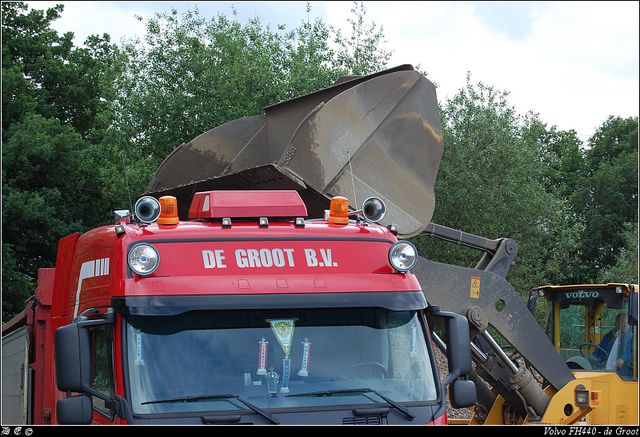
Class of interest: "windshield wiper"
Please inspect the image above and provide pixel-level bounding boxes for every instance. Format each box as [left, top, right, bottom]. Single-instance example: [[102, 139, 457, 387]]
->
[[141, 393, 279, 424], [286, 388, 415, 421]]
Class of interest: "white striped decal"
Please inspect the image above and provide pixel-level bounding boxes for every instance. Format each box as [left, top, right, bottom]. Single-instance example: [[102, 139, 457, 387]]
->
[[73, 257, 110, 318]]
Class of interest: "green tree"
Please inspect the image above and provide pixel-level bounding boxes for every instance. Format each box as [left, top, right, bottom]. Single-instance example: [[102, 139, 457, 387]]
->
[[114, 6, 289, 165], [533, 125, 588, 283], [539, 128, 585, 201], [2, 3, 124, 322], [2, 114, 91, 321], [414, 74, 583, 292], [2, 2, 121, 139], [2, 2, 393, 322], [2, 2, 66, 137], [597, 223, 638, 284], [281, 2, 346, 98], [332, 2, 392, 75], [572, 116, 638, 279], [112, 3, 392, 181]]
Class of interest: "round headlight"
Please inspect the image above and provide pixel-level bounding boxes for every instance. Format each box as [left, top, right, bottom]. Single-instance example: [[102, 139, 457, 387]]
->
[[389, 241, 418, 273], [128, 244, 160, 276]]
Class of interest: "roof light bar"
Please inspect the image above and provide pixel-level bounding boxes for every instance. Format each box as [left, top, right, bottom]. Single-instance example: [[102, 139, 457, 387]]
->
[[189, 190, 307, 219]]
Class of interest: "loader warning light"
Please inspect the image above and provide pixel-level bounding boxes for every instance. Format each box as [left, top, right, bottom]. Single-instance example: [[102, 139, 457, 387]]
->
[[158, 196, 179, 225], [327, 196, 349, 225], [591, 390, 600, 406]]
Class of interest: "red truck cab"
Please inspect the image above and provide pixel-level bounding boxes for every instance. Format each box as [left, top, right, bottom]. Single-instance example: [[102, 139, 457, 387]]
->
[[15, 191, 474, 425]]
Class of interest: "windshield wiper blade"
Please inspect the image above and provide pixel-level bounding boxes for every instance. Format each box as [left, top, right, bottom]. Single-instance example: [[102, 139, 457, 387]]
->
[[286, 388, 415, 421], [142, 393, 279, 424]]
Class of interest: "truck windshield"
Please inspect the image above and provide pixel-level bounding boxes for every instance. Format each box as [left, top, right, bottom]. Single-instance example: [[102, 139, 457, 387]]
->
[[124, 307, 439, 417]]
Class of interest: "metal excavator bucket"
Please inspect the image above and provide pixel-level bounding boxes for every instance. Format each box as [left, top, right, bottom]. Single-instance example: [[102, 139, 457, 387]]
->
[[144, 64, 443, 238]]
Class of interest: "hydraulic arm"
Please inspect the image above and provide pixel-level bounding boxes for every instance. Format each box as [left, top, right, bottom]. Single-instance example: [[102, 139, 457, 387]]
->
[[415, 223, 575, 421]]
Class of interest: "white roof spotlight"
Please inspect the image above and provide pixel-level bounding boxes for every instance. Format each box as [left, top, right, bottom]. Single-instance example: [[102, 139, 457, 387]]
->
[[128, 243, 160, 277], [389, 241, 418, 273]]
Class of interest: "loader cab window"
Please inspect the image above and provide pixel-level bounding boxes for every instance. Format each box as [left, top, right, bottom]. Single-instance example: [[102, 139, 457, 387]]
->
[[546, 289, 637, 380]]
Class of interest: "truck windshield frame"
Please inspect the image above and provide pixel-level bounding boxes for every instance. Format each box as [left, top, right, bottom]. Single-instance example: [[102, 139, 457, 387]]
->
[[120, 304, 441, 421]]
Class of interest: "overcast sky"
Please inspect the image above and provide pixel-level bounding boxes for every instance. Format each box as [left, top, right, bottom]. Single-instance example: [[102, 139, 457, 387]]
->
[[26, 1, 639, 141]]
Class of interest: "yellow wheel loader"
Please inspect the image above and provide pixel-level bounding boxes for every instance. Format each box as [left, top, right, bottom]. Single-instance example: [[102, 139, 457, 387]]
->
[[526, 283, 638, 425]]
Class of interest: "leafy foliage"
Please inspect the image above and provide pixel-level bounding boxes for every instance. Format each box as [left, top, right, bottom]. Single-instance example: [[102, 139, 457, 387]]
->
[[331, 1, 392, 75], [572, 116, 639, 279], [2, 114, 92, 318], [2, 2, 123, 321], [413, 74, 587, 292], [112, 3, 392, 171], [598, 223, 639, 284]]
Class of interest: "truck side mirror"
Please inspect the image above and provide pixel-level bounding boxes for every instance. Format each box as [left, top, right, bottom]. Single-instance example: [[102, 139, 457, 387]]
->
[[428, 306, 472, 383], [426, 305, 476, 408], [54, 309, 115, 424], [55, 323, 92, 393], [449, 379, 476, 409], [57, 395, 93, 425]]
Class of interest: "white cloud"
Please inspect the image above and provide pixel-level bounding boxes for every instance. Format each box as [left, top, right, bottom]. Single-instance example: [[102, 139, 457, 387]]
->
[[28, 1, 149, 45], [25, 1, 638, 139], [326, 1, 638, 138]]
